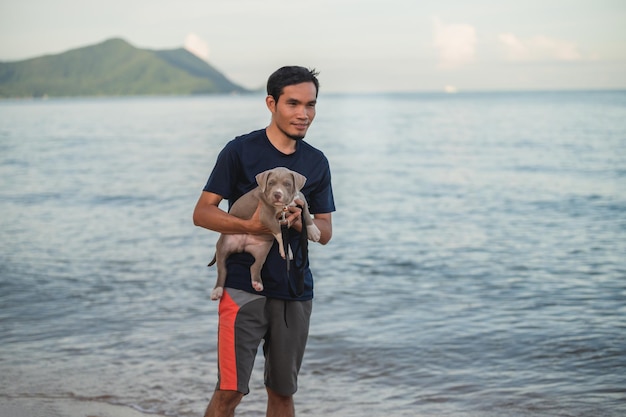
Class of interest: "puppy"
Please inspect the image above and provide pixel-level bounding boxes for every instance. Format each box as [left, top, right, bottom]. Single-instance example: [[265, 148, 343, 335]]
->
[[209, 167, 321, 300]]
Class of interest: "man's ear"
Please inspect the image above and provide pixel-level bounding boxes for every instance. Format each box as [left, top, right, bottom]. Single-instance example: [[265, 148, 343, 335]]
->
[[266, 95, 276, 113]]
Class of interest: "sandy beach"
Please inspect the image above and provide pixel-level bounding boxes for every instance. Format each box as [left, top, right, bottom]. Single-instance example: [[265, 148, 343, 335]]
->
[[0, 397, 159, 417]]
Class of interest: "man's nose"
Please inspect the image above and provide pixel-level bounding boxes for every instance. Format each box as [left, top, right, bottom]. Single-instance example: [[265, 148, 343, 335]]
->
[[297, 105, 309, 119]]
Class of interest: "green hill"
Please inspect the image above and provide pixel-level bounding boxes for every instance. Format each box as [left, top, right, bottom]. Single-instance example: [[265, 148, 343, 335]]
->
[[0, 38, 248, 97]]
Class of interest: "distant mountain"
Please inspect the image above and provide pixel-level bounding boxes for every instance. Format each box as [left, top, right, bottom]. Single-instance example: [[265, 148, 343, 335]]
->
[[0, 38, 248, 98]]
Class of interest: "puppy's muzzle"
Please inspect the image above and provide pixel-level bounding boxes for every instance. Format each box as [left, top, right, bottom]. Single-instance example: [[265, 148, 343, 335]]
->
[[272, 190, 285, 204]]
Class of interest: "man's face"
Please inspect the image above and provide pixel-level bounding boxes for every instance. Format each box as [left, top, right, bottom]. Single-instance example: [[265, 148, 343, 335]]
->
[[268, 82, 317, 140]]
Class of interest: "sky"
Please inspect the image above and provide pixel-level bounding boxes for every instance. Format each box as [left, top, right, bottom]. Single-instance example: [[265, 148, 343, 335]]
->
[[1, 0, 625, 93]]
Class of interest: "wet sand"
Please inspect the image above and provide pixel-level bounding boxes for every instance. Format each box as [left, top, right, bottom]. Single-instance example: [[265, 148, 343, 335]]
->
[[0, 397, 159, 417]]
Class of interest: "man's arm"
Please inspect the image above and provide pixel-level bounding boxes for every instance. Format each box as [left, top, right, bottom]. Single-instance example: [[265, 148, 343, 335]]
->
[[283, 200, 333, 245], [312, 213, 332, 245], [193, 191, 271, 235]]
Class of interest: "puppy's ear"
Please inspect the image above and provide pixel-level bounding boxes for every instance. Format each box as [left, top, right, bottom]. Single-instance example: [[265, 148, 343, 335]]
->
[[256, 169, 272, 192], [291, 171, 307, 191]]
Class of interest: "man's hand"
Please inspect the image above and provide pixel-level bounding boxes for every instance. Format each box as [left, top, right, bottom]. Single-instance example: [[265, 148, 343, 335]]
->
[[247, 201, 274, 235], [280, 198, 304, 232]]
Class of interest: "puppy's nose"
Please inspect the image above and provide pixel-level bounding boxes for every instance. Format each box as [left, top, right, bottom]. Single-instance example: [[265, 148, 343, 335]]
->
[[273, 191, 283, 201]]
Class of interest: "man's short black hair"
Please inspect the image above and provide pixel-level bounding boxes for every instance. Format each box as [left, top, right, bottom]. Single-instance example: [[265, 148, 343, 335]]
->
[[266, 66, 320, 102]]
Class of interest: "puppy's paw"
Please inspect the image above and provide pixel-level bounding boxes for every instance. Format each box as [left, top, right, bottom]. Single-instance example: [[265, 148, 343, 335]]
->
[[211, 287, 223, 300], [278, 244, 294, 260], [307, 224, 321, 242], [252, 280, 264, 292]]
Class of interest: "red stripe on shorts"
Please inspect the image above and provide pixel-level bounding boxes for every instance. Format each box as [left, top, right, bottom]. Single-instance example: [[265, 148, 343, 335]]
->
[[218, 290, 239, 391]]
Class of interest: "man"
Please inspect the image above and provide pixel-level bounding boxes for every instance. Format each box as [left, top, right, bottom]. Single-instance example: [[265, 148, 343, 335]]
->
[[193, 66, 335, 417]]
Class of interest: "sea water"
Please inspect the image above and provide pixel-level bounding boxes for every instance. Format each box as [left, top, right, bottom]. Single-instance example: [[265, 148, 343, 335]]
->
[[1, 91, 625, 416]]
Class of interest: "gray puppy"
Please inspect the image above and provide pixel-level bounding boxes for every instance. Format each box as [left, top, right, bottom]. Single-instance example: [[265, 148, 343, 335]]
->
[[209, 167, 321, 300]]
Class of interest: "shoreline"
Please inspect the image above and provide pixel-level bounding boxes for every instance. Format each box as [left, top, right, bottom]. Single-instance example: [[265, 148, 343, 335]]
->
[[0, 397, 161, 417]]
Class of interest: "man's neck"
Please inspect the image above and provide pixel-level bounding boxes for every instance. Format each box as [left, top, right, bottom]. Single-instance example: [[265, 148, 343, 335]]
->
[[265, 126, 297, 155]]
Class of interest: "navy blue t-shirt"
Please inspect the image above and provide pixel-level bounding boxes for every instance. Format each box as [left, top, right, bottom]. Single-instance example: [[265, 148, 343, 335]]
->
[[203, 129, 335, 300]]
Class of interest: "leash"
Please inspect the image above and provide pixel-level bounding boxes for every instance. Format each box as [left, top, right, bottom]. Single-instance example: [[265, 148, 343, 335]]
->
[[279, 204, 308, 298]]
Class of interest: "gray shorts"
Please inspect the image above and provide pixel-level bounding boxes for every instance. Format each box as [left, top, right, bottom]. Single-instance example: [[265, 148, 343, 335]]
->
[[215, 288, 312, 396]]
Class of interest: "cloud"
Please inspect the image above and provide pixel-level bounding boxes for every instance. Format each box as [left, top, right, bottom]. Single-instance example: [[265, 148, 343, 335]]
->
[[184, 33, 210, 61], [432, 17, 477, 69], [498, 33, 582, 61]]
